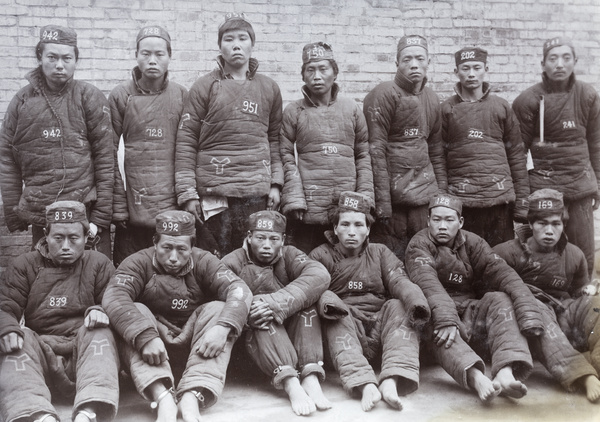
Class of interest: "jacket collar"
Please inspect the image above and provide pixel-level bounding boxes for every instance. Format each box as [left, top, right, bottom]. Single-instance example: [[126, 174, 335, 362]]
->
[[132, 66, 169, 94], [514, 224, 568, 255], [215, 55, 259, 80], [152, 251, 194, 277], [541, 71, 576, 93], [300, 83, 339, 107], [26, 66, 73, 95], [453, 81, 491, 102], [394, 68, 428, 94]]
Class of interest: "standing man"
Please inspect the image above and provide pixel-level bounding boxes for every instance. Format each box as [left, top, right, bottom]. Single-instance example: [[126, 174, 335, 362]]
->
[[176, 12, 283, 257], [309, 192, 430, 412], [102, 210, 252, 422], [0, 25, 114, 257], [441, 47, 529, 247], [280, 41, 373, 253], [109, 26, 189, 267], [0, 201, 119, 422], [494, 189, 600, 402], [363, 34, 447, 261], [513, 37, 600, 276], [222, 210, 331, 416], [405, 194, 545, 401]]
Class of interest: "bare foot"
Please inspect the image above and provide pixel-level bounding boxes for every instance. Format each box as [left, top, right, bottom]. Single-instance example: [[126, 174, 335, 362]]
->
[[179, 391, 203, 422], [360, 383, 382, 412], [283, 376, 316, 416], [583, 375, 600, 403], [493, 366, 527, 399], [379, 377, 403, 410], [467, 367, 501, 403], [301, 374, 332, 410]]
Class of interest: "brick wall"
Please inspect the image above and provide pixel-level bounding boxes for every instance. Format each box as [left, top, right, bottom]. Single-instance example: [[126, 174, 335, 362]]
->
[[1, 0, 600, 279]]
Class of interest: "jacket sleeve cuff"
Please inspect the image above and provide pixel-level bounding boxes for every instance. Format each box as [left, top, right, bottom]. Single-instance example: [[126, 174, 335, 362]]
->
[[134, 327, 160, 352]]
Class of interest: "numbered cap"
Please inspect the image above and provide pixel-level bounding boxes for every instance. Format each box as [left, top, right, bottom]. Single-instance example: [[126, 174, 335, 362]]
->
[[136, 26, 171, 48], [218, 12, 255, 46], [543, 36, 575, 60], [39, 25, 77, 47], [528, 188, 564, 213], [338, 191, 374, 215], [155, 210, 196, 236], [45, 200, 89, 231], [428, 194, 462, 215], [248, 210, 287, 233], [397, 34, 428, 54], [455, 47, 487, 66], [302, 41, 334, 64]]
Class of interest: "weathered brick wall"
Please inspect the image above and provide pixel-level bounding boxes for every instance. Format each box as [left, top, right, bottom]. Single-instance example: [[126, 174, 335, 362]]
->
[[1, 0, 599, 279]]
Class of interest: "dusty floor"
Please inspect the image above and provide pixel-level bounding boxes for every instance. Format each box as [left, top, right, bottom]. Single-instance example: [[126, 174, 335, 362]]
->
[[50, 358, 599, 422]]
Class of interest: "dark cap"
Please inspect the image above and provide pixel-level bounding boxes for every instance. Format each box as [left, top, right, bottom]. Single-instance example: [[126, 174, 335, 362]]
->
[[429, 194, 463, 215], [46, 200, 89, 231], [302, 42, 334, 64], [155, 210, 196, 236], [528, 189, 564, 214], [455, 47, 488, 66], [543, 36, 575, 59], [136, 26, 171, 48], [218, 12, 255, 47], [39, 25, 77, 47], [338, 191, 374, 215], [397, 35, 428, 55], [248, 210, 287, 233]]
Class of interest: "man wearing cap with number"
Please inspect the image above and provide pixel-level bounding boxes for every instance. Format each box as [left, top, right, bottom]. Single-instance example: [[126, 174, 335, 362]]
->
[[405, 193, 545, 401], [103, 210, 251, 422], [309, 191, 430, 412], [494, 189, 600, 402], [222, 210, 331, 416], [513, 37, 600, 277], [280, 42, 373, 253], [0, 25, 114, 257], [176, 13, 283, 257], [109, 26, 190, 267], [440, 47, 529, 247], [363, 34, 446, 261], [0, 201, 118, 422]]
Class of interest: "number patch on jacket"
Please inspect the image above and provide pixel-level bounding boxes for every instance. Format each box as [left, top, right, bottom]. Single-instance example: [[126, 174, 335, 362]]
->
[[322, 144, 339, 155], [348, 281, 363, 290], [146, 128, 164, 138], [404, 128, 419, 137], [241, 100, 259, 116], [562, 120, 576, 129], [171, 299, 189, 310], [448, 273, 463, 284], [468, 129, 483, 139], [49, 296, 68, 307], [42, 128, 62, 139]]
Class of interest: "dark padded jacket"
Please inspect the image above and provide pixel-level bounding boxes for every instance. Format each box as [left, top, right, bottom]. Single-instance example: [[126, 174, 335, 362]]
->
[[493, 225, 588, 302], [0, 240, 114, 339], [405, 228, 544, 335], [512, 73, 600, 201], [222, 240, 330, 324], [0, 67, 114, 230], [441, 82, 529, 219], [102, 247, 252, 352], [363, 70, 447, 217], [109, 68, 187, 227], [175, 57, 283, 204]]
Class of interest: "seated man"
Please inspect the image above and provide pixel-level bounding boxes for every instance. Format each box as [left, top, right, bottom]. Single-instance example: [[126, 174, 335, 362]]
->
[[222, 210, 331, 416], [102, 210, 252, 422], [0, 201, 118, 422], [405, 194, 544, 402], [309, 191, 430, 412], [494, 188, 600, 402]]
